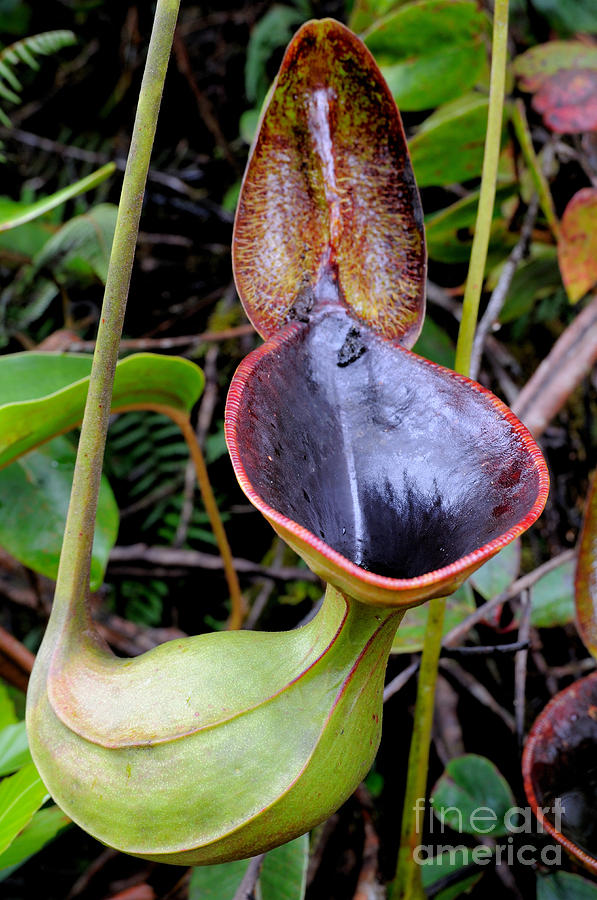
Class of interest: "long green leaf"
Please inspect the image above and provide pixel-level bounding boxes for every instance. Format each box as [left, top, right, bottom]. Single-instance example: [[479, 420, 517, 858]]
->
[[0, 763, 48, 856], [0, 436, 119, 589], [0, 164, 116, 233], [189, 857, 251, 899], [366, 0, 489, 111], [0, 683, 17, 730], [409, 95, 495, 187], [0, 806, 70, 878], [537, 872, 597, 900], [0, 352, 204, 469], [260, 834, 309, 900], [0, 722, 31, 777]]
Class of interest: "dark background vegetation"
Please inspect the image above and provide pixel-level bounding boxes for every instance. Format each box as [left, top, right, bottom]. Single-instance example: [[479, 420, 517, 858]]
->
[[0, 0, 596, 898]]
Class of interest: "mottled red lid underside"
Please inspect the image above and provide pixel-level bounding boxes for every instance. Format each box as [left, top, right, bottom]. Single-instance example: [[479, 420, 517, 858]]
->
[[233, 18, 426, 347]]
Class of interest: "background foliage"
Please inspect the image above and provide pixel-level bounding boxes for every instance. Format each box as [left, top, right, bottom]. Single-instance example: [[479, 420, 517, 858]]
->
[[0, 0, 596, 897]]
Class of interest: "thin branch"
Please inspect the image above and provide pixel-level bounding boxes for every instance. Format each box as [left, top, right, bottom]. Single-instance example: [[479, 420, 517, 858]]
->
[[383, 660, 420, 703], [0, 625, 35, 673], [173, 32, 239, 173], [442, 549, 576, 648], [513, 292, 597, 436], [0, 125, 203, 198], [443, 639, 530, 656], [108, 543, 319, 582], [514, 589, 532, 747], [232, 855, 266, 900], [439, 659, 515, 732], [66, 324, 256, 353]]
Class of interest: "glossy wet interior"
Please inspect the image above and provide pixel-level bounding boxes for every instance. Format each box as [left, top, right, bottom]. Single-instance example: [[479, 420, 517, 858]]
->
[[526, 674, 597, 860], [236, 307, 541, 580]]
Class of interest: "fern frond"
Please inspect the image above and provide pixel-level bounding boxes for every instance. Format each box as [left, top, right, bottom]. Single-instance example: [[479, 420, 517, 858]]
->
[[0, 30, 77, 124]]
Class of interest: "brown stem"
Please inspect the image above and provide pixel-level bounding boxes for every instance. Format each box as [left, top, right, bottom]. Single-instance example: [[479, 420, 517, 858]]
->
[[174, 413, 246, 629]]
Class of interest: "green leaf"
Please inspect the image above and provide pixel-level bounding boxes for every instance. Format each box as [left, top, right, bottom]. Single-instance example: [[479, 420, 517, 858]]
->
[[0, 722, 31, 776], [188, 836, 309, 900], [0, 0, 32, 36], [498, 254, 562, 323], [0, 164, 115, 233], [412, 316, 455, 368], [0, 352, 204, 469], [469, 540, 520, 600], [537, 871, 597, 900], [260, 833, 309, 900], [366, 0, 488, 111], [425, 185, 517, 263], [245, 5, 304, 106], [0, 682, 17, 730], [528, 559, 575, 628], [431, 755, 515, 837], [0, 436, 119, 589], [0, 201, 53, 260], [189, 857, 251, 899], [0, 805, 70, 878], [0, 763, 48, 856], [392, 583, 475, 653], [530, 0, 597, 36], [349, 0, 411, 33], [420, 849, 482, 900], [410, 95, 493, 187]]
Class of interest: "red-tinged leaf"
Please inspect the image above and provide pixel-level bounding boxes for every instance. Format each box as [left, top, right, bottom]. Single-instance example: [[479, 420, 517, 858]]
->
[[514, 41, 597, 93], [523, 672, 597, 875], [532, 69, 597, 134], [233, 19, 425, 347], [576, 469, 597, 659], [558, 188, 597, 302]]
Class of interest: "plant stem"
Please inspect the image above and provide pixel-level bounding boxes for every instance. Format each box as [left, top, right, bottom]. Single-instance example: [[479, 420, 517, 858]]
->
[[510, 98, 560, 240], [454, 0, 510, 377], [49, 0, 180, 637], [391, 2, 510, 896], [390, 597, 445, 900]]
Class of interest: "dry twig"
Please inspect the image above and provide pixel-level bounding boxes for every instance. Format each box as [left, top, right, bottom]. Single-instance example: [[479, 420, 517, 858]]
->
[[513, 293, 597, 437]]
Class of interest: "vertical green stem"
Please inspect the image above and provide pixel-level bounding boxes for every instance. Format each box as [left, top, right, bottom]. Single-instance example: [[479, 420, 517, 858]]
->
[[49, 0, 181, 637], [454, 0, 510, 377], [510, 99, 560, 240], [390, 597, 445, 900], [391, 2, 510, 896]]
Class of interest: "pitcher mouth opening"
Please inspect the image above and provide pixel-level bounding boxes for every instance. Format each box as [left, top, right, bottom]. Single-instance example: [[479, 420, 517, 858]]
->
[[225, 306, 550, 590]]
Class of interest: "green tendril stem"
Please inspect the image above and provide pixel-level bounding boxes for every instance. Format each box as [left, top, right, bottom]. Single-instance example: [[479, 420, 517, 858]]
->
[[50, 0, 181, 637]]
